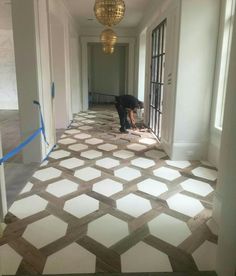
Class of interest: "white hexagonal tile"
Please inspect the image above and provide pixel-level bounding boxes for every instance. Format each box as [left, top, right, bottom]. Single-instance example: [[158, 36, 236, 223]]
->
[[127, 143, 147, 152], [113, 150, 135, 159], [80, 150, 102, 160], [33, 167, 62, 181], [148, 213, 191, 246], [145, 149, 167, 159], [85, 115, 96, 118], [22, 215, 67, 249], [192, 167, 217, 181], [93, 179, 123, 197], [82, 119, 95, 124], [20, 182, 33, 194], [116, 194, 152, 217], [79, 126, 93, 131], [74, 133, 91, 140], [64, 195, 99, 218], [59, 158, 84, 169], [131, 157, 155, 169], [97, 143, 118, 151], [70, 122, 79, 127], [139, 138, 157, 145], [50, 150, 71, 159], [114, 167, 141, 181], [85, 138, 103, 145], [9, 195, 48, 219], [46, 179, 78, 197], [74, 167, 101, 181], [153, 167, 181, 181], [0, 244, 22, 275], [87, 214, 129, 247], [167, 193, 204, 217], [121, 241, 172, 273], [166, 160, 191, 169], [137, 178, 168, 197], [192, 241, 217, 271], [181, 179, 214, 197], [58, 138, 77, 145], [68, 143, 88, 152], [65, 129, 80, 135], [43, 243, 96, 274], [96, 157, 120, 169]]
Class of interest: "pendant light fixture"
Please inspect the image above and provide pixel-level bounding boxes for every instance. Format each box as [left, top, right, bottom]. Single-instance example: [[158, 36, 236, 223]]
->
[[100, 28, 117, 54]]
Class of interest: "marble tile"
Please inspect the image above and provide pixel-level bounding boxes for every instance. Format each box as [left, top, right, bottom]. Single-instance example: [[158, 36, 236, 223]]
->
[[167, 193, 204, 217], [65, 129, 80, 135], [68, 143, 88, 152], [80, 149, 103, 160], [92, 179, 123, 197], [145, 149, 167, 159], [74, 167, 101, 181], [50, 150, 71, 160], [148, 213, 191, 246], [192, 241, 217, 271], [97, 143, 118, 151], [82, 119, 95, 124], [33, 167, 62, 181], [165, 160, 191, 169], [85, 138, 103, 145], [137, 178, 168, 197], [131, 157, 155, 169], [20, 182, 33, 194], [70, 122, 79, 127], [139, 138, 157, 145], [79, 126, 93, 131], [127, 143, 147, 152], [59, 157, 84, 169], [43, 243, 96, 274], [114, 167, 141, 181], [0, 244, 22, 275], [46, 179, 78, 197], [96, 157, 120, 169], [58, 138, 77, 145], [84, 115, 96, 119], [153, 167, 181, 181], [192, 167, 217, 181], [87, 214, 129, 247], [9, 195, 48, 219], [74, 133, 91, 140], [181, 179, 214, 197], [116, 194, 152, 217], [64, 194, 99, 218], [113, 149, 135, 159], [22, 215, 67, 249], [121, 241, 172, 273]]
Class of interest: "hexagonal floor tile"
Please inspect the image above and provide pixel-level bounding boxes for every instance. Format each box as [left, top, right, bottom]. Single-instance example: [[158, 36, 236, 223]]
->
[[181, 179, 214, 197], [127, 143, 147, 152], [33, 167, 62, 181], [114, 167, 141, 181], [121, 241, 172, 273], [137, 178, 168, 197], [82, 119, 95, 124], [58, 138, 77, 145], [74, 133, 91, 140], [145, 149, 167, 159], [96, 157, 120, 169], [113, 150, 135, 159], [20, 182, 33, 194], [166, 160, 191, 169], [116, 194, 152, 217], [79, 126, 93, 131], [85, 138, 103, 145], [65, 129, 80, 135], [64, 194, 99, 218], [74, 167, 101, 181], [93, 179, 123, 197], [22, 215, 67, 249], [80, 150, 103, 160], [87, 214, 129, 247], [59, 158, 84, 169], [46, 179, 78, 197], [43, 243, 96, 274], [167, 193, 204, 217], [139, 138, 157, 145], [68, 143, 88, 152], [50, 150, 71, 159], [131, 157, 155, 169], [192, 167, 217, 181], [148, 213, 191, 246], [192, 241, 217, 271], [84, 114, 96, 118], [0, 244, 22, 275], [97, 143, 118, 151], [153, 167, 181, 181], [9, 195, 48, 219]]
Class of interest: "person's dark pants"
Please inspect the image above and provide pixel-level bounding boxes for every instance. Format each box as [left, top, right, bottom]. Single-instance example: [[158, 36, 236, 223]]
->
[[115, 103, 130, 132]]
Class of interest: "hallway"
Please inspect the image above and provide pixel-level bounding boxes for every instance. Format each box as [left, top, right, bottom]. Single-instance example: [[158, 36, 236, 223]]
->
[[0, 108, 218, 275]]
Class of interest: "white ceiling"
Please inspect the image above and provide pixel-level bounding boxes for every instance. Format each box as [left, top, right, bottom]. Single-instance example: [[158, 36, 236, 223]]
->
[[64, 0, 151, 28]]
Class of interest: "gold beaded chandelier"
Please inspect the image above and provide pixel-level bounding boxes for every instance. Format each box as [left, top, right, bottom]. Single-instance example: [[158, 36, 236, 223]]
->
[[100, 28, 117, 54], [94, 0, 126, 27]]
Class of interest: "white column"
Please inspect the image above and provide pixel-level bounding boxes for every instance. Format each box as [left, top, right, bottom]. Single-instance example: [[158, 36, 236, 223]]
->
[[215, 11, 236, 276], [0, 132, 7, 221]]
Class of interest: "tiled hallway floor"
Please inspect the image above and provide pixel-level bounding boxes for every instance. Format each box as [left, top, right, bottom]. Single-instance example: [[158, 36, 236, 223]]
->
[[0, 109, 218, 275]]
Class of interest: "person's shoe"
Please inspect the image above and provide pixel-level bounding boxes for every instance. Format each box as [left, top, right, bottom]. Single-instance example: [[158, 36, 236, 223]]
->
[[120, 127, 128, 134]]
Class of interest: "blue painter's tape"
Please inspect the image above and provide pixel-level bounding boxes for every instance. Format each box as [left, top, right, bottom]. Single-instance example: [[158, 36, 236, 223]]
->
[[42, 144, 56, 163]]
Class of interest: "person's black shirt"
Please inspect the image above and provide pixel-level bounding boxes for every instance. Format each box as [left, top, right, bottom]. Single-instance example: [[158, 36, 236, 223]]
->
[[115, 95, 139, 110]]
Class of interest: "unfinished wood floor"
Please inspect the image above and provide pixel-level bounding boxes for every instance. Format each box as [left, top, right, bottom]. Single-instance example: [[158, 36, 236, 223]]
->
[[0, 109, 218, 275]]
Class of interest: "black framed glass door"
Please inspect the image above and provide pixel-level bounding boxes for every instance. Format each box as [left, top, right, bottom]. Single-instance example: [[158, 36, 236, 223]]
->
[[149, 19, 167, 140]]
